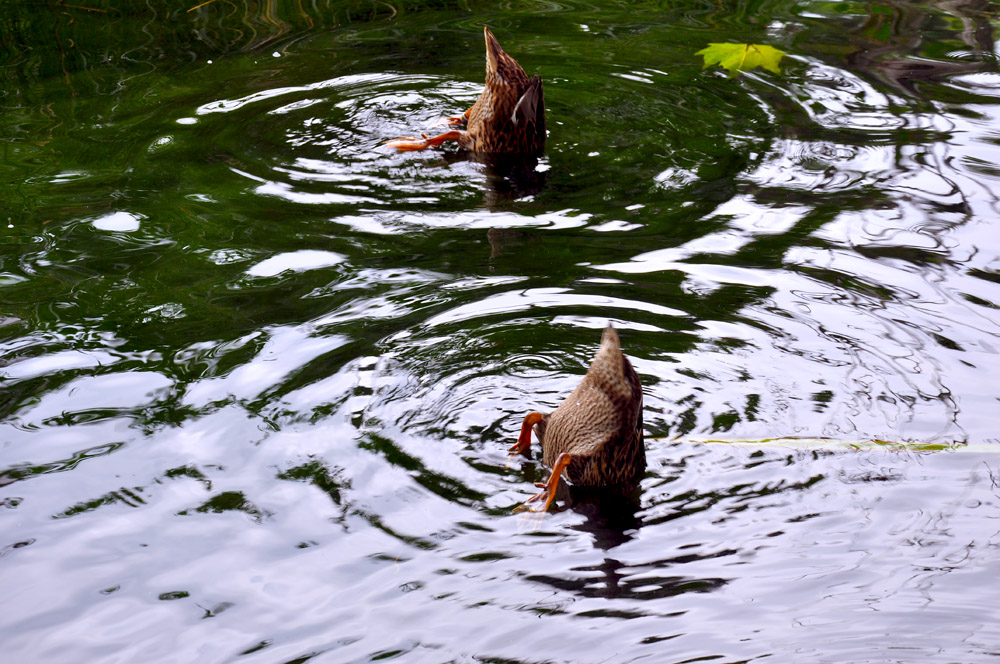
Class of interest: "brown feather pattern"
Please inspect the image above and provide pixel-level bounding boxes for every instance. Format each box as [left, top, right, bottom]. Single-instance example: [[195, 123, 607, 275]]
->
[[533, 325, 645, 487], [460, 27, 546, 154]]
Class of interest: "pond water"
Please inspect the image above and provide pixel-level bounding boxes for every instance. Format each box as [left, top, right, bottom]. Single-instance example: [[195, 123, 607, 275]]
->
[[3, 1, 1000, 662]]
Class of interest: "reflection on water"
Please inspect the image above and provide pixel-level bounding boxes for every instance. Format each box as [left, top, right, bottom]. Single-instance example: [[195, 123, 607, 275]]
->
[[2, 0, 1000, 662]]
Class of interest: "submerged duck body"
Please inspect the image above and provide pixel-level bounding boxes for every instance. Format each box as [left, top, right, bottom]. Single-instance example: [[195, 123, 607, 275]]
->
[[386, 26, 545, 155], [510, 325, 645, 512]]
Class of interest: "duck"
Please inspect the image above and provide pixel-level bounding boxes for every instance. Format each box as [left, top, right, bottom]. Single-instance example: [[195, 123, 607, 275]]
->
[[509, 324, 645, 512], [386, 26, 545, 154]]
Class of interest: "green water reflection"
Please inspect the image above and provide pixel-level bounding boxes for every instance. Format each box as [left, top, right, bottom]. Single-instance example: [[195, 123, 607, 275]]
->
[[3, 1, 1000, 662]]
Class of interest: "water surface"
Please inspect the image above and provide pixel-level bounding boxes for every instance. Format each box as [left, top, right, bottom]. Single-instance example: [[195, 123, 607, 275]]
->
[[2, 1, 1000, 662]]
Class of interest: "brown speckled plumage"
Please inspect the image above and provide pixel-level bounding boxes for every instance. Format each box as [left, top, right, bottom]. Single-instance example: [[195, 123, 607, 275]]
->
[[510, 324, 645, 512], [386, 27, 545, 155], [462, 27, 545, 154]]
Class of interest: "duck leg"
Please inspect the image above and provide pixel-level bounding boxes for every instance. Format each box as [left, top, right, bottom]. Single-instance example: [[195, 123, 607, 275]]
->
[[515, 452, 573, 513], [385, 130, 465, 151], [508, 411, 543, 456]]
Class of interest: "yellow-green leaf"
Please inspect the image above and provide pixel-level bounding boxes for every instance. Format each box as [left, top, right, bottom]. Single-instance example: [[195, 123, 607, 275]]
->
[[696, 43, 785, 76]]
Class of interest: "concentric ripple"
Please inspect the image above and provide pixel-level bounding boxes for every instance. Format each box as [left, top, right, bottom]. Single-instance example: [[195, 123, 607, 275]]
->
[[3, 2, 1000, 663]]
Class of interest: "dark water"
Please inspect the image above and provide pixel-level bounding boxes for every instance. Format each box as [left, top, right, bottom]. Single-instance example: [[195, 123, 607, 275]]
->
[[3, 1, 1000, 661]]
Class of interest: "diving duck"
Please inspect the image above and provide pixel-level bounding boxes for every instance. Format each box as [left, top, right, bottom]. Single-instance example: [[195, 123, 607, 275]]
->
[[509, 324, 645, 512], [386, 26, 545, 154]]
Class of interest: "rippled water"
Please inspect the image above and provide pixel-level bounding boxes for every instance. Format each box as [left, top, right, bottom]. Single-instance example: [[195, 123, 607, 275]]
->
[[3, 1, 1000, 662]]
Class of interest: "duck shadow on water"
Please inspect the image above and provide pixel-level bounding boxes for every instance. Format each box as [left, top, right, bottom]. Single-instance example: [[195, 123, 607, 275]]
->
[[443, 150, 547, 262], [560, 483, 644, 551], [481, 153, 546, 204], [437, 149, 547, 206], [519, 485, 730, 602], [513, 456, 643, 550], [391, 148, 546, 259]]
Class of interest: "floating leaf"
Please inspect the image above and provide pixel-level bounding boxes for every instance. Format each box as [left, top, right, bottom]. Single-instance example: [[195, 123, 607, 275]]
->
[[696, 43, 785, 76]]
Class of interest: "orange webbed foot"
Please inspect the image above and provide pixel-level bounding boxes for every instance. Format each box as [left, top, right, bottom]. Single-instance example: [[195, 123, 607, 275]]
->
[[385, 130, 464, 151], [433, 108, 472, 127], [384, 133, 430, 151], [432, 116, 466, 128], [513, 487, 549, 513], [513, 452, 572, 513]]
